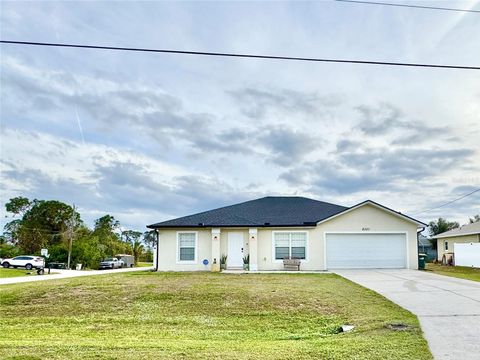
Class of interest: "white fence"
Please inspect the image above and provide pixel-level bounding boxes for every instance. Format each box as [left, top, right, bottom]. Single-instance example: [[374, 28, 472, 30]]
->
[[454, 243, 480, 267]]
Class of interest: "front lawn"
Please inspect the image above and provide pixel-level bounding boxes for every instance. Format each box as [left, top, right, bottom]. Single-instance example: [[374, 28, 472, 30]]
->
[[0, 268, 37, 278], [0, 272, 432, 359], [136, 261, 153, 267], [426, 263, 480, 282]]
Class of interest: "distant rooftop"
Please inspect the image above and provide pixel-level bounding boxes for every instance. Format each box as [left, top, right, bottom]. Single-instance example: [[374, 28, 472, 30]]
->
[[435, 221, 480, 239]]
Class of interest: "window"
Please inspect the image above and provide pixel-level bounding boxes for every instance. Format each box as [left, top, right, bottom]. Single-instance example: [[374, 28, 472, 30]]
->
[[274, 232, 307, 260], [178, 232, 197, 262], [445, 241, 449, 251]]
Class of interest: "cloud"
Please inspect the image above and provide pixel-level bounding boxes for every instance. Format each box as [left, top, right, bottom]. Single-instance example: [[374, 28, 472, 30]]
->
[[3, 58, 330, 166], [355, 103, 447, 145], [0, 128, 262, 229], [408, 185, 480, 224], [258, 126, 319, 166], [280, 146, 476, 194], [228, 87, 341, 120]]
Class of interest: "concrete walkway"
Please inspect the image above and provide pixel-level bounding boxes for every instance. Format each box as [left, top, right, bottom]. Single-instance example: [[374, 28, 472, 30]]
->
[[0, 266, 153, 286], [334, 269, 480, 360]]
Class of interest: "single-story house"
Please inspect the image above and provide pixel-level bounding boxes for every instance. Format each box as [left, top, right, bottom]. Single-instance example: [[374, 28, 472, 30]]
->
[[147, 196, 426, 271], [434, 221, 480, 262]]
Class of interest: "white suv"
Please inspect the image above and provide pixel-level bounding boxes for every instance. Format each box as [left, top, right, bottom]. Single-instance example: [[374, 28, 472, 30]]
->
[[1, 256, 45, 270]]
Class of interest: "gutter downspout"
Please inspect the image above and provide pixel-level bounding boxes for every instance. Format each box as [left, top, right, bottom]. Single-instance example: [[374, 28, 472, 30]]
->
[[155, 229, 159, 272], [417, 227, 425, 254], [417, 227, 425, 240]]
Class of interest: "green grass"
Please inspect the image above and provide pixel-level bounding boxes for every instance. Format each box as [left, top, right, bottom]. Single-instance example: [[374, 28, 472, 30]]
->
[[0, 268, 38, 278], [0, 272, 432, 359], [426, 263, 480, 282], [136, 262, 153, 267], [0, 268, 57, 278]]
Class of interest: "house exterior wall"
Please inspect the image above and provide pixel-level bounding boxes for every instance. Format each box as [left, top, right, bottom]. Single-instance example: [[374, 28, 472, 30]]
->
[[157, 229, 250, 271], [256, 227, 316, 270], [436, 234, 480, 261], [157, 229, 213, 271], [316, 204, 419, 270], [155, 204, 420, 271]]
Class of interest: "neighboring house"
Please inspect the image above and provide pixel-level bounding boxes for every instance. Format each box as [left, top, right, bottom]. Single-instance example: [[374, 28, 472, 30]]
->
[[434, 221, 480, 262], [418, 234, 436, 261], [147, 196, 426, 271]]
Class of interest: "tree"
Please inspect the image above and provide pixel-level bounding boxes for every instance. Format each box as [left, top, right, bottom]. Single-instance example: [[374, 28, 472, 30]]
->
[[5, 197, 31, 216], [122, 230, 142, 244], [469, 215, 480, 224], [132, 238, 145, 265], [2, 219, 22, 244], [2, 198, 149, 269], [428, 218, 460, 236], [142, 230, 157, 250], [428, 218, 460, 249], [121, 230, 144, 264], [94, 215, 120, 233], [92, 215, 123, 256], [3, 197, 33, 244], [14, 200, 81, 254]]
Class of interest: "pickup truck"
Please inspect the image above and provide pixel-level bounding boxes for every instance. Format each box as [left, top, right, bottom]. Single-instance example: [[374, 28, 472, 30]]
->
[[99, 257, 124, 269]]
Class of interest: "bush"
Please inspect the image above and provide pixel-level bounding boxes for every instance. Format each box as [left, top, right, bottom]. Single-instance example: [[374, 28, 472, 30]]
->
[[48, 244, 68, 264], [0, 244, 21, 259], [71, 235, 106, 269]]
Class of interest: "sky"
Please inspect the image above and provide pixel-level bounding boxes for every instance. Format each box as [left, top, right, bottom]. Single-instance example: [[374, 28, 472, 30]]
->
[[1, 0, 479, 232]]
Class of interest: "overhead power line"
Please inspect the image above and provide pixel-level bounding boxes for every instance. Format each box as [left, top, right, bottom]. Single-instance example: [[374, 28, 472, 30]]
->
[[334, 0, 480, 14], [1, 40, 480, 71], [412, 188, 480, 215]]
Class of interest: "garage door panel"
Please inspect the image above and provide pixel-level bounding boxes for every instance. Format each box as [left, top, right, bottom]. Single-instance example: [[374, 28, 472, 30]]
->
[[326, 233, 406, 269]]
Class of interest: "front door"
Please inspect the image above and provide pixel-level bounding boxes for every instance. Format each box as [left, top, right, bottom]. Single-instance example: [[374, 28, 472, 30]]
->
[[228, 232, 244, 268]]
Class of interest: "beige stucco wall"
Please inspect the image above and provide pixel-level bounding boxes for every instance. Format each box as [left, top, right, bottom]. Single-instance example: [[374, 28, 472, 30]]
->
[[157, 229, 213, 271], [155, 204, 420, 271], [257, 204, 419, 270], [436, 234, 480, 261], [157, 228, 249, 271]]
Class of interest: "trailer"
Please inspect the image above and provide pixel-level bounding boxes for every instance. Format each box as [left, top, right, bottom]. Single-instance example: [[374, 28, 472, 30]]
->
[[115, 254, 135, 268]]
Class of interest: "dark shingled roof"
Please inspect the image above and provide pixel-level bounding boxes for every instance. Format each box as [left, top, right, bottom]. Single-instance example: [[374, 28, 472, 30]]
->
[[147, 196, 348, 228]]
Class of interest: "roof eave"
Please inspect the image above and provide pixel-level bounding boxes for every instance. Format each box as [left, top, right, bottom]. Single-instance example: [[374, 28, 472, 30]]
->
[[434, 231, 480, 239], [147, 223, 318, 229]]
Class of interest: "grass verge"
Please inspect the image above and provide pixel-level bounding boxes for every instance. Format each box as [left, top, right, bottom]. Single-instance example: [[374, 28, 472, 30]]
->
[[426, 263, 480, 282], [136, 262, 153, 267], [0, 268, 39, 278]]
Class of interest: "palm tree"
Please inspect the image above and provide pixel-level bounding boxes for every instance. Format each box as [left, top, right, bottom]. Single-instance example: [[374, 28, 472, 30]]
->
[[132, 238, 144, 265]]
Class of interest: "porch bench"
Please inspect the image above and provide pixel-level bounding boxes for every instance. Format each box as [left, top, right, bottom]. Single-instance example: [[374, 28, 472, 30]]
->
[[283, 258, 301, 271]]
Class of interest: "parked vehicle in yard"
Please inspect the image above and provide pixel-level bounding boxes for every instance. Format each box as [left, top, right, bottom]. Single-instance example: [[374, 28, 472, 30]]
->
[[115, 254, 135, 268], [1, 256, 45, 270], [99, 257, 124, 269]]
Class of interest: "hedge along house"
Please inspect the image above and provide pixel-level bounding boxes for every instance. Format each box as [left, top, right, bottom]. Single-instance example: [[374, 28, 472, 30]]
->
[[147, 197, 426, 271]]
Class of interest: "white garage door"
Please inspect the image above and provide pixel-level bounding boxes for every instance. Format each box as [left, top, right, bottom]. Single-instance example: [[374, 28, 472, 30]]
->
[[326, 233, 407, 269]]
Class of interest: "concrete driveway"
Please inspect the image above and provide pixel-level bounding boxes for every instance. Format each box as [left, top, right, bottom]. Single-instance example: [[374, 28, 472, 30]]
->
[[0, 266, 153, 286], [334, 269, 480, 360]]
